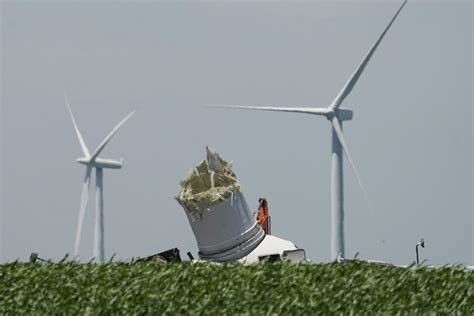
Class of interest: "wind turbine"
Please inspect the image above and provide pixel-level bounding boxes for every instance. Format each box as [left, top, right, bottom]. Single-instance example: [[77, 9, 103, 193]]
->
[[209, 0, 407, 260], [65, 94, 135, 263]]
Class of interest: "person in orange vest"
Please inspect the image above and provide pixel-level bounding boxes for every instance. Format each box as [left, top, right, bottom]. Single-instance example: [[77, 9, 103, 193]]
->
[[257, 198, 270, 234]]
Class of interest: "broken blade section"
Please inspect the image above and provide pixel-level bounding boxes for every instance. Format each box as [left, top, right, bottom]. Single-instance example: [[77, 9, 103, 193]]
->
[[177, 147, 240, 218], [176, 147, 264, 262]]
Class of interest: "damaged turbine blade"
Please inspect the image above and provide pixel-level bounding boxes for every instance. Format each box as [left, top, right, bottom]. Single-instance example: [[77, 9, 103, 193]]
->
[[176, 147, 266, 262], [177, 147, 240, 217]]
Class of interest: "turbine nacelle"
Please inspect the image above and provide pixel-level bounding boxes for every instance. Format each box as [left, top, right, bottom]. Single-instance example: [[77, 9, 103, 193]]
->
[[326, 108, 353, 122], [77, 157, 123, 169]]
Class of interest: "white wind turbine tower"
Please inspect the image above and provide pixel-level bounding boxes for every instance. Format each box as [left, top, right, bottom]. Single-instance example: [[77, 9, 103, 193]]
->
[[65, 95, 135, 263], [210, 0, 407, 260]]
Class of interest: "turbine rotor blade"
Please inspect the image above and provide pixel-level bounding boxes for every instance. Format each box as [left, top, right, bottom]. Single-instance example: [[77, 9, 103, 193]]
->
[[331, 117, 372, 213], [329, 0, 407, 109], [65, 93, 90, 158], [207, 104, 330, 116], [90, 110, 136, 161], [74, 166, 92, 257]]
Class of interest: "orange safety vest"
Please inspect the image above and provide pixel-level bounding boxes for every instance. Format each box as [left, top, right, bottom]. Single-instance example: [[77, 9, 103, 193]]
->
[[257, 198, 270, 234]]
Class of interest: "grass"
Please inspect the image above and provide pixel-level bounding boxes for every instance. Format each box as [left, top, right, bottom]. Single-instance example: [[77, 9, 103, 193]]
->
[[0, 261, 472, 314]]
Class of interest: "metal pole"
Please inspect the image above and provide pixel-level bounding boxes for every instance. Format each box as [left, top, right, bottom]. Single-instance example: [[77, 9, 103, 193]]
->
[[416, 245, 419, 265], [415, 238, 425, 265]]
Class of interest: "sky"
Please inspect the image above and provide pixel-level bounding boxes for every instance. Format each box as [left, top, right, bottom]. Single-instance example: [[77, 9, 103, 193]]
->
[[0, 0, 472, 265]]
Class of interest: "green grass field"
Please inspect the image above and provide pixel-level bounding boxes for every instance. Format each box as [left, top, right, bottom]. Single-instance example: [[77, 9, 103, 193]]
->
[[1, 261, 472, 314]]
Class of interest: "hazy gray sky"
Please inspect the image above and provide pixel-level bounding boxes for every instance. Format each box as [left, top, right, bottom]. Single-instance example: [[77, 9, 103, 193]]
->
[[1, 0, 472, 265]]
